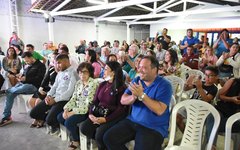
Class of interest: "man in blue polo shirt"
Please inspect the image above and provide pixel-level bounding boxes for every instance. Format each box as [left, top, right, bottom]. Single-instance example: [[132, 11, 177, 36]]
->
[[180, 28, 199, 55], [103, 56, 172, 150]]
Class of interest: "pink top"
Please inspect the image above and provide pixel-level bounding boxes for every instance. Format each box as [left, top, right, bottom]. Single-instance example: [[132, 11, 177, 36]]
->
[[92, 62, 102, 78]]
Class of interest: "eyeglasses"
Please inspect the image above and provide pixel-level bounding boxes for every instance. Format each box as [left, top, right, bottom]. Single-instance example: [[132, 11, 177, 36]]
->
[[205, 74, 216, 78], [79, 70, 89, 74]]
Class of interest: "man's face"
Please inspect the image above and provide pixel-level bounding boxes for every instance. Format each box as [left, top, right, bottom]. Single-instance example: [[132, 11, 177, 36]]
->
[[56, 59, 68, 71], [162, 28, 167, 35], [23, 57, 33, 65], [138, 58, 156, 81], [101, 48, 110, 56], [204, 70, 218, 85], [186, 47, 193, 55], [26, 46, 34, 53], [187, 30, 193, 37], [43, 43, 48, 49]]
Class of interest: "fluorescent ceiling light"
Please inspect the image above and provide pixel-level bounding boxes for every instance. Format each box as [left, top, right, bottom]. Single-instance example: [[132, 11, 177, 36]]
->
[[87, 0, 107, 5]]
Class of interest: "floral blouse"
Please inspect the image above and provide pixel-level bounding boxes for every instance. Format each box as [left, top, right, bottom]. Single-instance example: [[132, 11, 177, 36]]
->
[[63, 77, 99, 114]]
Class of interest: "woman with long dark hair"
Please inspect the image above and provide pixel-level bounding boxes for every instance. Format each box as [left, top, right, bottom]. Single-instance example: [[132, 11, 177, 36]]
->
[[85, 49, 101, 78], [159, 49, 180, 76], [2, 47, 22, 86], [80, 61, 128, 150]]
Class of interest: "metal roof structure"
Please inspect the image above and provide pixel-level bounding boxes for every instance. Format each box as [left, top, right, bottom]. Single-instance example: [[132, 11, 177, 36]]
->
[[29, 0, 240, 25]]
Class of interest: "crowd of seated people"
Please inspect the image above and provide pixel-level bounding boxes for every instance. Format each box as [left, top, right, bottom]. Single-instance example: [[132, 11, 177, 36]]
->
[[0, 27, 239, 150]]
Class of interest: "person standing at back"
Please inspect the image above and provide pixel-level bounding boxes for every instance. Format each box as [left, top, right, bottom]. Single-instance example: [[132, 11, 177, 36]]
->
[[154, 28, 171, 50], [180, 28, 199, 55], [213, 29, 232, 58]]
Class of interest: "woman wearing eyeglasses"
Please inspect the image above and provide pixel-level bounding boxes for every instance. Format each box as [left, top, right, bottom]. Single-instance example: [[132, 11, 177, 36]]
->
[[57, 62, 99, 150], [80, 61, 128, 150]]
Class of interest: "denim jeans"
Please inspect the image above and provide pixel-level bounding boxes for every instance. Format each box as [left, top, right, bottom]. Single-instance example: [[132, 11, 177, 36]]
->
[[3, 83, 37, 118], [57, 112, 87, 141]]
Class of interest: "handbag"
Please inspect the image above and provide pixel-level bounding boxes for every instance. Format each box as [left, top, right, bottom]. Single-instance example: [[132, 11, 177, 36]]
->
[[91, 104, 111, 117]]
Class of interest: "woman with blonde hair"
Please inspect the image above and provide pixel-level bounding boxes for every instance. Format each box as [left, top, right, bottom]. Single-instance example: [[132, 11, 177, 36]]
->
[[199, 46, 218, 71]]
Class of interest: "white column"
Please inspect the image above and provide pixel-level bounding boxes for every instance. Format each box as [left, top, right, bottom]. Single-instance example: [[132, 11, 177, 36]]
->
[[48, 21, 54, 42], [127, 23, 130, 44], [94, 19, 99, 41]]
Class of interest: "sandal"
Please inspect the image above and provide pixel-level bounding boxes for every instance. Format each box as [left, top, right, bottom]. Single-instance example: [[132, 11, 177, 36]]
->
[[36, 120, 45, 128], [30, 120, 38, 128], [68, 141, 79, 150]]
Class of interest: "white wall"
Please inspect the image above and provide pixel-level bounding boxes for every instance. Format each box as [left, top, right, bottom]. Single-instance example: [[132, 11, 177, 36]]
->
[[0, 13, 136, 54]]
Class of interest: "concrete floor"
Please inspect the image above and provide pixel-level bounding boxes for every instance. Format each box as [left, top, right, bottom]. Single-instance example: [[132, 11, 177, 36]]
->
[[0, 95, 231, 150], [0, 96, 68, 150]]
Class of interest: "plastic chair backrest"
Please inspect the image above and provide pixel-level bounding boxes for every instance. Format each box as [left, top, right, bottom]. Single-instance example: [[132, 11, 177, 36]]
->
[[185, 69, 205, 81], [167, 100, 220, 150], [165, 75, 184, 103], [180, 64, 192, 79], [225, 112, 240, 150], [169, 95, 176, 112], [78, 54, 86, 63]]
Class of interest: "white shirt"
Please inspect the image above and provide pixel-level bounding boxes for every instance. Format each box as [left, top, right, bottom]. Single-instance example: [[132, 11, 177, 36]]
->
[[47, 66, 79, 102]]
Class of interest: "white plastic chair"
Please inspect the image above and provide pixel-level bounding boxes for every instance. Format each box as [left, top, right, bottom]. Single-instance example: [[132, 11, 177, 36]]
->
[[165, 100, 220, 150], [225, 112, 240, 150], [184, 69, 205, 81], [17, 94, 34, 113], [165, 76, 184, 103], [180, 64, 192, 80], [60, 124, 70, 141], [78, 54, 86, 63]]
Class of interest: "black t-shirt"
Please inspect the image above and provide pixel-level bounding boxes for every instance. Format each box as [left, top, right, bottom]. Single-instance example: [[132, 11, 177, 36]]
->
[[157, 35, 171, 50], [216, 78, 240, 117], [191, 82, 218, 100]]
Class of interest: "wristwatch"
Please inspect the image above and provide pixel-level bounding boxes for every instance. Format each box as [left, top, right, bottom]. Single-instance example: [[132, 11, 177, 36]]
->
[[138, 93, 146, 101]]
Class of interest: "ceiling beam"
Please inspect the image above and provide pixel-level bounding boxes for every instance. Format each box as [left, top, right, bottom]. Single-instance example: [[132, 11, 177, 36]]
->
[[50, 0, 163, 16], [96, 7, 123, 21], [99, 5, 240, 21], [136, 4, 153, 12], [30, 8, 49, 13], [67, 14, 96, 19], [156, 0, 179, 13], [52, 0, 72, 12], [129, 16, 240, 25]]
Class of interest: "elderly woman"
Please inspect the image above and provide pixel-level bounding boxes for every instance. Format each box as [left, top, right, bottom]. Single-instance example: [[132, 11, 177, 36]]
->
[[80, 61, 128, 150], [57, 62, 99, 150]]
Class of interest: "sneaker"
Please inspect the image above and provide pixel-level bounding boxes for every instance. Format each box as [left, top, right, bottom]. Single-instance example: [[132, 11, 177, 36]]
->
[[0, 117, 12, 127], [46, 125, 51, 134], [50, 127, 60, 136], [0, 90, 6, 97]]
